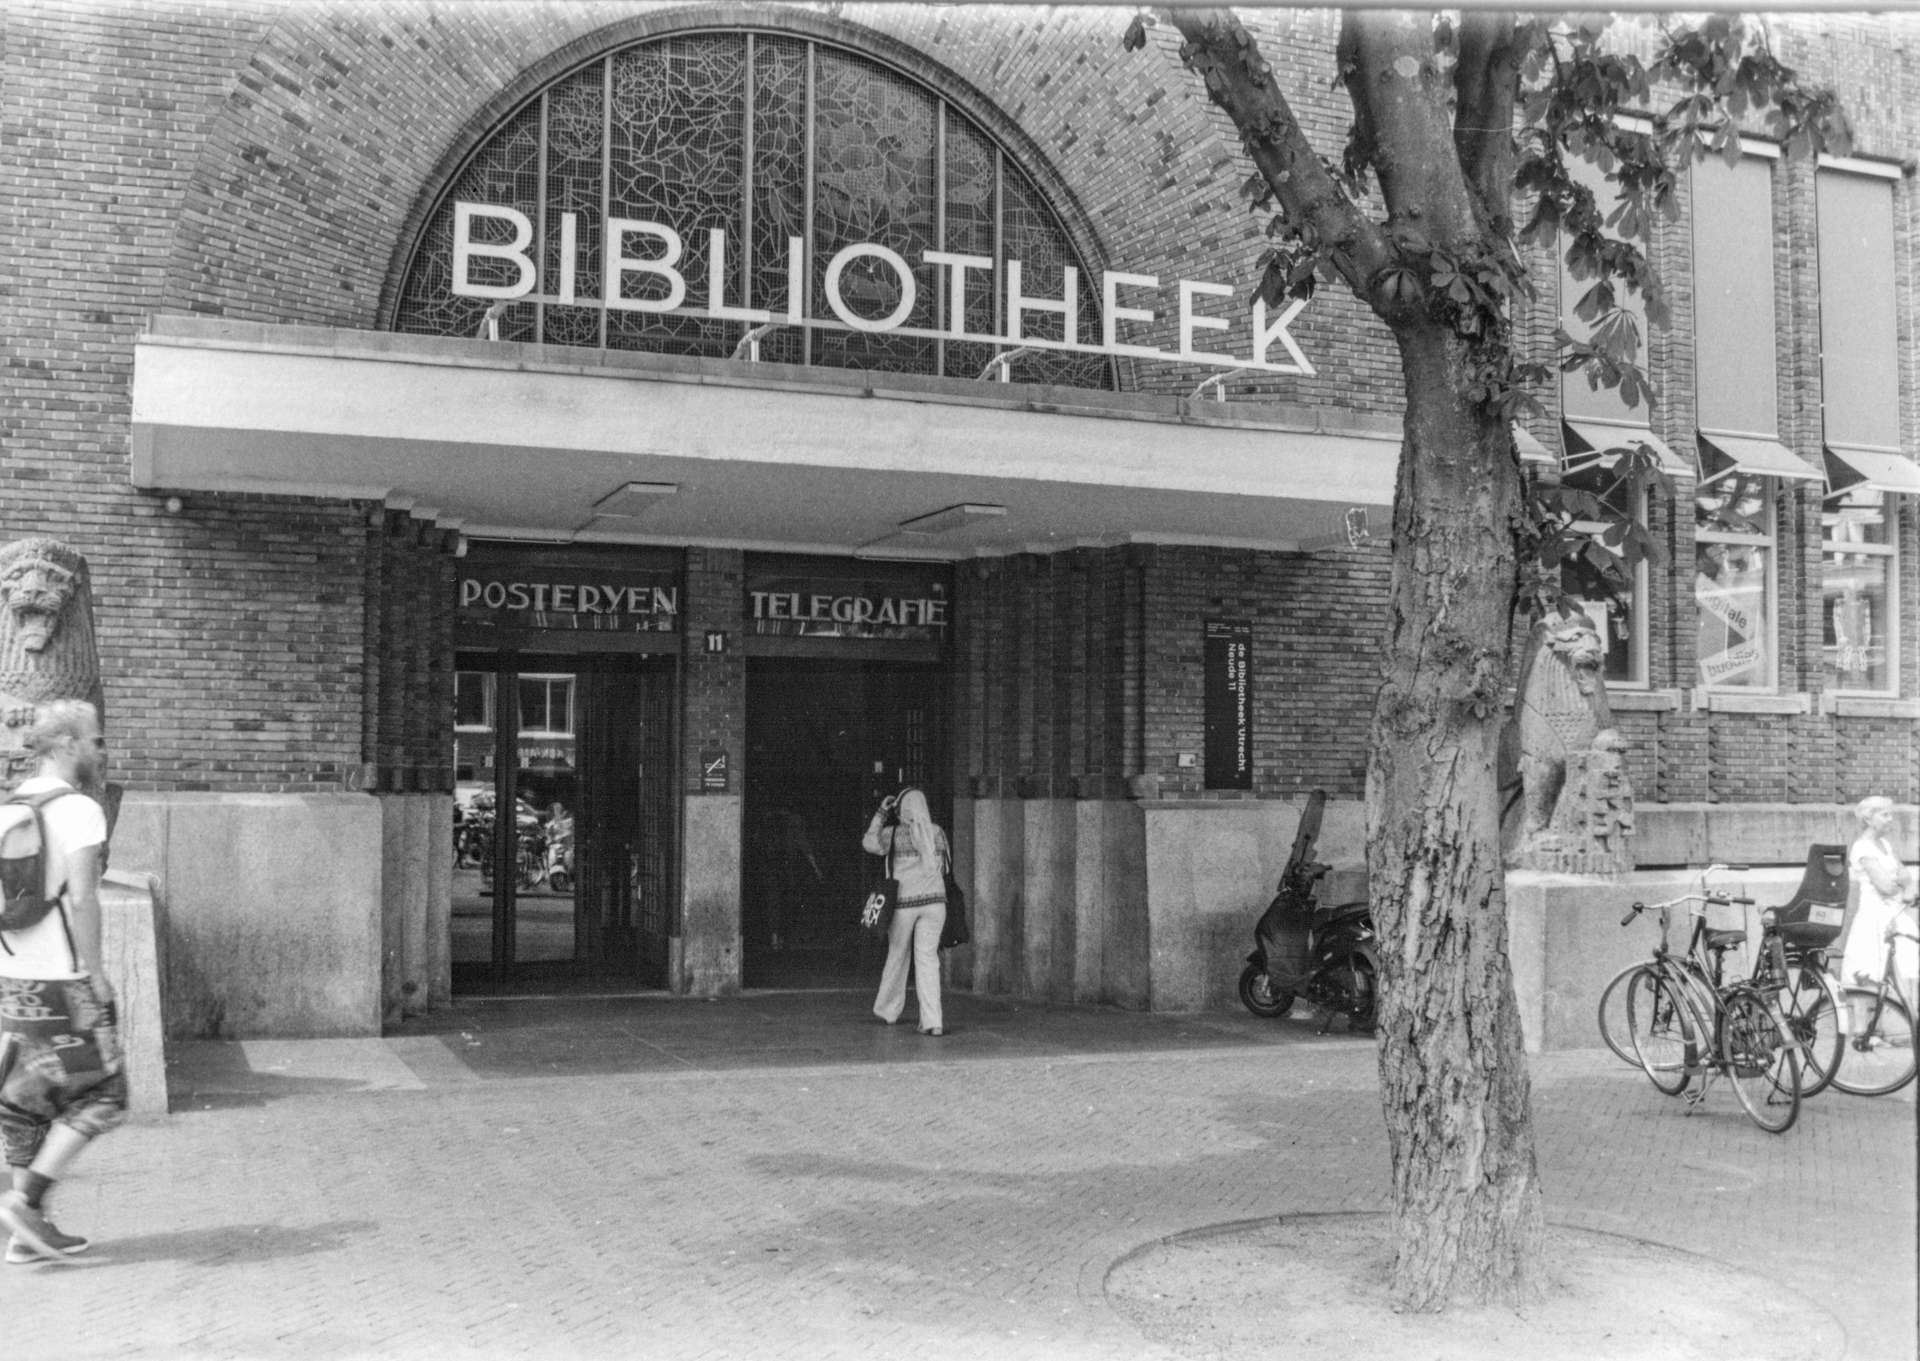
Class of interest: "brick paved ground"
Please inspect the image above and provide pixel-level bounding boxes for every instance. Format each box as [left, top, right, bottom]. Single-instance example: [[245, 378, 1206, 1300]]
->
[[6, 992, 1913, 1361]]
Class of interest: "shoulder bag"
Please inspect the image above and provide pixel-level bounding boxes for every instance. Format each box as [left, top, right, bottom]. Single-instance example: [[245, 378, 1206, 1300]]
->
[[860, 836, 898, 937], [938, 856, 970, 950]]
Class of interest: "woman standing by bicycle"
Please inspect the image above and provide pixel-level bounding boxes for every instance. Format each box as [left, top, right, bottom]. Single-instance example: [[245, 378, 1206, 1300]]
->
[[1840, 796, 1917, 994]]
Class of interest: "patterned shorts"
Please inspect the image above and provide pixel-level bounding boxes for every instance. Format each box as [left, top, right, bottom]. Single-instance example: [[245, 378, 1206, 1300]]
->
[[0, 977, 127, 1165]]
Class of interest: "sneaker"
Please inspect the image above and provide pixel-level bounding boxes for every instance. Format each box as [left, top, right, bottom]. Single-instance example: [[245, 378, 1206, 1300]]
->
[[6, 1228, 89, 1264], [918, 1026, 944, 1037], [0, 1191, 78, 1260]]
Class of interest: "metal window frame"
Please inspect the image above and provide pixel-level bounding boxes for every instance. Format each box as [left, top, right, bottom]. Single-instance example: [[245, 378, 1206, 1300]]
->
[[1558, 467, 1652, 688], [1820, 485, 1902, 696], [1693, 481, 1780, 693]]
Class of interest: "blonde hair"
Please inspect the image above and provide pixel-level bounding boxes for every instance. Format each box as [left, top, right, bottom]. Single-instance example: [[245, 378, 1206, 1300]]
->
[[1854, 795, 1894, 825], [22, 698, 100, 755]]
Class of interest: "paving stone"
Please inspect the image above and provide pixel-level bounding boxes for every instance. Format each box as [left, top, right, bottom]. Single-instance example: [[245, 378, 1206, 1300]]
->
[[6, 993, 1912, 1360]]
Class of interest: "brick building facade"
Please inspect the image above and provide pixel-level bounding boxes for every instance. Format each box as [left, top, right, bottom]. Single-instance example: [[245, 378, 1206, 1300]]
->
[[3, 3, 1915, 1040]]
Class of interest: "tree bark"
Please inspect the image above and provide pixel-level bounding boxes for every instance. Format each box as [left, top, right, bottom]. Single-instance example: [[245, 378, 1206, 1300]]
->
[[1368, 322, 1545, 1310]]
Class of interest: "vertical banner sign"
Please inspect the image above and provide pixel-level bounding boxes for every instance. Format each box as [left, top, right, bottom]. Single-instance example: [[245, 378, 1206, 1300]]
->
[[1203, 619, 1254, 791]]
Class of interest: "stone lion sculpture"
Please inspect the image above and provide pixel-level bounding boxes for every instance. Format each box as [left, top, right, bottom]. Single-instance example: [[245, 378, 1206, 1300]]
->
[[0, 536, 107, 794], [1499, 611, 1635, 875]]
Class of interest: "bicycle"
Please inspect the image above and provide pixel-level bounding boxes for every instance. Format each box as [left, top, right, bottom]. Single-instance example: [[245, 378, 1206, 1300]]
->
[[1830, 907, 1918, 1097], [1617, 866, 1803, 1133], [1746, 910, 1845, 1100]]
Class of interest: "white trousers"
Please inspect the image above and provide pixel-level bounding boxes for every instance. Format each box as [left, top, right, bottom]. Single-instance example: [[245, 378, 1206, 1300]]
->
[[873, 901, 946, 1030]]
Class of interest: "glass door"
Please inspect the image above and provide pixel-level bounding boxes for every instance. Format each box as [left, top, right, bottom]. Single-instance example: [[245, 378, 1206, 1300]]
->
[[453, 655, 675, 991]]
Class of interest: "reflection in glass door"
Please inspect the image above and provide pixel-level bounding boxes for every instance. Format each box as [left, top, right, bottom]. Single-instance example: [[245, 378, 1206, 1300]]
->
[[452, 656, 675, 990], [507, 670, 577, 964]]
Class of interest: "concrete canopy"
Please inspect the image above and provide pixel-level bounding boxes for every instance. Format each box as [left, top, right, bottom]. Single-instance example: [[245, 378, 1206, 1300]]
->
[[131, 318, 1398, 557]]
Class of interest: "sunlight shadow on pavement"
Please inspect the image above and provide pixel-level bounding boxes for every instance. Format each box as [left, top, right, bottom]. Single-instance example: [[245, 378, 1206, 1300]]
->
[[37, 1219, 381, 1268]]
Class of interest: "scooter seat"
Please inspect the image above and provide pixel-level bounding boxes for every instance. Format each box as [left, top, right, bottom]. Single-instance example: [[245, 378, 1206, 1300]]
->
[[1315, 902, 1371, 928]]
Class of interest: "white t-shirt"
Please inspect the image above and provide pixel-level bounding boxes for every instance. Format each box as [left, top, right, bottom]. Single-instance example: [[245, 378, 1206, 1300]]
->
[[0, 776, 107, 980]]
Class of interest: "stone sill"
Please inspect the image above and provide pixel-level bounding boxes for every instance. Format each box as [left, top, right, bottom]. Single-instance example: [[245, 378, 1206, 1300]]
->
[[1690, 690, 1812, 714], [1823, 694, 1920, 719], [1605, 687, 1683, 712]]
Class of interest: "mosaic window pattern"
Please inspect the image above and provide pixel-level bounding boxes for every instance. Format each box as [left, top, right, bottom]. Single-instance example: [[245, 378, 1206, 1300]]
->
[[394, 31, 1112, 388], [394, 105, 542, 344]]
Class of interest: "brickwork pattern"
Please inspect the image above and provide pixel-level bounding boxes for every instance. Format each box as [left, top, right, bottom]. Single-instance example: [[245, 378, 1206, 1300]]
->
[[960, 544, 1392, 802], [2, 2, 1915, 809], [682, 546, 744, 796], [362, 511, 460, 793]]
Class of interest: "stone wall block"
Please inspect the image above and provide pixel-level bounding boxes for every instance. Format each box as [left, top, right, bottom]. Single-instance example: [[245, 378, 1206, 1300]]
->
[[100, 870, 170, 1115]]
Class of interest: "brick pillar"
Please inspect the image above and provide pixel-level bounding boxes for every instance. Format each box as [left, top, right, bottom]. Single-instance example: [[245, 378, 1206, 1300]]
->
[[678, 547, 745, 995]]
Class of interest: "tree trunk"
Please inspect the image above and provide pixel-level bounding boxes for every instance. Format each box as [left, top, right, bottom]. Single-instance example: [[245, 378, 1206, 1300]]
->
[[1368, 322, 1546, 1310]]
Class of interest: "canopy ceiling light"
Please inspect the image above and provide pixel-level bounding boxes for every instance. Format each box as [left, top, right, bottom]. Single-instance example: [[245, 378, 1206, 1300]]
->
[[591, 481, 679, 518], [897, 503, 1007, 536]]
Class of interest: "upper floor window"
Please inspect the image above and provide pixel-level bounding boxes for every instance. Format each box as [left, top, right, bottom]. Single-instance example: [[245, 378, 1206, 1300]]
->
[[1692, 149, 1784, 446], [394, 30, 1111, 389], [455, 670, 494, 731], [518, 674, 575, 738], [1816, 163, 1900, 453], [1559, 152, 1653, 429], [1816, 160, 1905, 697]]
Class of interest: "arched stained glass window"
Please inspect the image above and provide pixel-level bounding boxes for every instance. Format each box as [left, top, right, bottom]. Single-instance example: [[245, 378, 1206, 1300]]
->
[[393, 31, 1113, 389]]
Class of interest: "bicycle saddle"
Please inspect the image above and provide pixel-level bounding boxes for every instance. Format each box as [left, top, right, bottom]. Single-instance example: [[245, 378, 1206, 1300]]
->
[[1705, 928, 1747, 951]]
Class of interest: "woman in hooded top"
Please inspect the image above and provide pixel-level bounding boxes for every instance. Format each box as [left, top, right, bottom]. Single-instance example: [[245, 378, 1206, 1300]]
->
[[863, 787, 949, 1036]]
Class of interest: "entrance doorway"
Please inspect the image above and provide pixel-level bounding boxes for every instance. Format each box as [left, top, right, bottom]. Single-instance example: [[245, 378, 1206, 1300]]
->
[[743, 659, 949, 988], [452, 653, 677, 992]]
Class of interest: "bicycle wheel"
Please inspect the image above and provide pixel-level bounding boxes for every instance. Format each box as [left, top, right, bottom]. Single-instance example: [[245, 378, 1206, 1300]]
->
[[1831, 989, 1917, 1097], [1777, 963, 1843, 1098], [1595, 962, 1644, 1065], [1624, 967, 1696, 1096], [1721, 990, 1801, 1133]]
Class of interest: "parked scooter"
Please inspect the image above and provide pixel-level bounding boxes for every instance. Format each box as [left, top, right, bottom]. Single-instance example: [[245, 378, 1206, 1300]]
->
[[1237, 787, 1379, 1033], [544, 809, 574, 894]]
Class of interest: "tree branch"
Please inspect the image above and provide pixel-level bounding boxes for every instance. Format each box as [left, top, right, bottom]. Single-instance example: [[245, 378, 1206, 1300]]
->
[[1451, 12, 1525, 238], [1340, 11, 1480, 249], [1166, 8, 1389, 294]]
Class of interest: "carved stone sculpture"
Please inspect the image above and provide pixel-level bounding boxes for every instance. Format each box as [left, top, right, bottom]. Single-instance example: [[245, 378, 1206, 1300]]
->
[[1499, 612, 1635, 875], [0, 537, 107, 794]]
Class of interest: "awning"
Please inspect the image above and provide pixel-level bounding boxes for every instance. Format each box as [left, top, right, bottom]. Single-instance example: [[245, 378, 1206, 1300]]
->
[[1512, 423, 1554, 466], [1697, 430, 1823, 483], [1562, 419, 1693, 478], [1825, 444, 1920, 496], [130, 318, 1399, 556]]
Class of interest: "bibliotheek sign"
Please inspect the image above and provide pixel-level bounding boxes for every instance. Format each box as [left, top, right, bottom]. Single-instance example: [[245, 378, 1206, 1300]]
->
[[452, 202, 1316, 376]]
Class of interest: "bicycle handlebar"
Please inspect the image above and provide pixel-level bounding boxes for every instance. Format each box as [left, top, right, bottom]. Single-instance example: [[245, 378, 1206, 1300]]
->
[[1620, 889, 1755, 925]]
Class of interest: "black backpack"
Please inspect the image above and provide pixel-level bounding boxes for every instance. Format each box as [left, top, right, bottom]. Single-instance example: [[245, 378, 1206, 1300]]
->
[[0, 789, 69, 941]]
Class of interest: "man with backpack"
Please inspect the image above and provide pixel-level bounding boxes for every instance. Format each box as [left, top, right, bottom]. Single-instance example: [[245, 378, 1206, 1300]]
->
[[0, 699, 121, 1263]]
